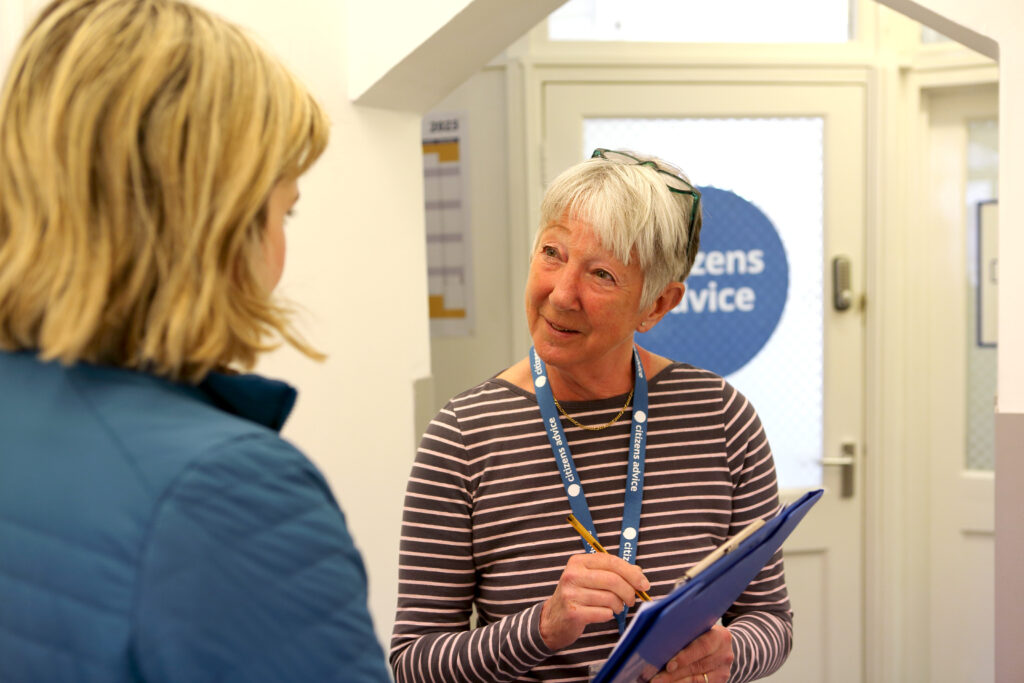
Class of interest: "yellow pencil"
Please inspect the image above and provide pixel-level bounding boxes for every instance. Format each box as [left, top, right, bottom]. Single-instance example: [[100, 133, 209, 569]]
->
[[566, 514, 652, 602]]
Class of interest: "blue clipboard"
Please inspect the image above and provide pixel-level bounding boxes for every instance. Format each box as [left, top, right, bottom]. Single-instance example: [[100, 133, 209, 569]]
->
[[592, 489, 824, 683]]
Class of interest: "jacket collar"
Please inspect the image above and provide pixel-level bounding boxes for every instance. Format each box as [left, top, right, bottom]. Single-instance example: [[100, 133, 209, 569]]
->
[[2, 350, 298, 433], [198, 372, 297, 432]]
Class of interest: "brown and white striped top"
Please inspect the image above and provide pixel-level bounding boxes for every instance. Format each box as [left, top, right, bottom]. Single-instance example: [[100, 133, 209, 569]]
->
[[390, 363, 792, 683]]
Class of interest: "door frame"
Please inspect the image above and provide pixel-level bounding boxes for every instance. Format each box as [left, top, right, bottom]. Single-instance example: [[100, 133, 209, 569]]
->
[[924, 83, 996, 682], [872, 67, 999, 682], [867, 50, 998, 682]]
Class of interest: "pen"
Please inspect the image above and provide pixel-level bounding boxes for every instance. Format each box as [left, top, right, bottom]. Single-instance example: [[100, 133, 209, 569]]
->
[[566, 514, 652, 602]]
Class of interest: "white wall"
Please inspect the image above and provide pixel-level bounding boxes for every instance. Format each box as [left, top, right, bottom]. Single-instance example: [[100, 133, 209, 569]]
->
[[0, 1, 25, 72], [348, 0, 478, 104], [197, 0, 433, 649], [199, 0, 559, 653], [349, 0, 564, 112]]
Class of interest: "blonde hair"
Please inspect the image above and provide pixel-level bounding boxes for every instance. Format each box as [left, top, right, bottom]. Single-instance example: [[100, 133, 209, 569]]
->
[[0, 0, 329, 382], [536, 154, 702, 310]]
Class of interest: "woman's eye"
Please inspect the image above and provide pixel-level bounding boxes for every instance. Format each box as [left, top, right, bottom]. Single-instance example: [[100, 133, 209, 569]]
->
[[541, 245, 559, 258], [594, 269, 615, 282]]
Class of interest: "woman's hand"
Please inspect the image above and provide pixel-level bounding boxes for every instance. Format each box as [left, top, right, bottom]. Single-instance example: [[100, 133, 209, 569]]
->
[[539, 553, 650, 651], [649, 624, 733, 683]]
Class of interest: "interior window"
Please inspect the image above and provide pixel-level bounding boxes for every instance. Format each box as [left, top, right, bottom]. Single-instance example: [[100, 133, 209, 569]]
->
[[548, 0, 852, 43]]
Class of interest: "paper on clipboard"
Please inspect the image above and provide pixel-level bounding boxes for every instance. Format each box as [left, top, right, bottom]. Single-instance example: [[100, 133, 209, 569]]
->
[[591, 489, 824, 683]]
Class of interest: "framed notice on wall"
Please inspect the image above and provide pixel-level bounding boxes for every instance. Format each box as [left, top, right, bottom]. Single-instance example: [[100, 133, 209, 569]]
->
[[977, 199, 998, 347], [422, 111, 474, 337]]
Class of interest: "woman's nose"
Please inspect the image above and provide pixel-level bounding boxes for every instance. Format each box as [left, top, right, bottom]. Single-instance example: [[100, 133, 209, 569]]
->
[[549, 268, 580, 310]]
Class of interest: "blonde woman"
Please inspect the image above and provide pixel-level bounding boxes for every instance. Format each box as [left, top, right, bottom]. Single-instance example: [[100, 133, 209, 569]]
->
[[0, 1, 389, 681]]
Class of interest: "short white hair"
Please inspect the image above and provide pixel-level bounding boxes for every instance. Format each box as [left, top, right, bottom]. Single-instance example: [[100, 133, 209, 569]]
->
[[535, 152, 702, 310]]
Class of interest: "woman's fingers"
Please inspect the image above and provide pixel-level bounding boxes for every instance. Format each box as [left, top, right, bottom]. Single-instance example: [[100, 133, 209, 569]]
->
[[561, 553, 648, 606], [649, 625, 734, 683], [539, 553, 651, 651]]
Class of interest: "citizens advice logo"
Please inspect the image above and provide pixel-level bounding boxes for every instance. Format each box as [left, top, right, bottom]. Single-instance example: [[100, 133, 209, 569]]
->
[[639, 186, 789, 376]]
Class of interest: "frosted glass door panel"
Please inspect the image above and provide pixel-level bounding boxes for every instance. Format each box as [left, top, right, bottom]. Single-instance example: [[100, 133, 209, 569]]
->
[[584, 118, 824, 489], [965, 119, 997, 472]]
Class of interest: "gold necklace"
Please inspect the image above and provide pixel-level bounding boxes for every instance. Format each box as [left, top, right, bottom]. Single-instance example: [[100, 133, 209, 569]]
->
[[553, 386, 634, 431]]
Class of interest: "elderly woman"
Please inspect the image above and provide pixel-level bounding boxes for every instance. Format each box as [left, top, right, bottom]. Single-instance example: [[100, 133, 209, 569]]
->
[[391, 150, 791, 682], [0, 1, 389, 681]]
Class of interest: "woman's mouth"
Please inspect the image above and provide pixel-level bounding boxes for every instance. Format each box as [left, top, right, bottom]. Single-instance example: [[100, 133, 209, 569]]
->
[[547, 320, 579, 334]]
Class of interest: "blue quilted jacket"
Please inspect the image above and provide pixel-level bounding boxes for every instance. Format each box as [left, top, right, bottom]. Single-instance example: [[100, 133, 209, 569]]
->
[[0, 351, 390, 682]]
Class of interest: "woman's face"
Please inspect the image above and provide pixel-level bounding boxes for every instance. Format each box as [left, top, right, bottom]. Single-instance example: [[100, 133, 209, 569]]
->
[[526, 214, 651, 376], [260, 177, 300, 291]]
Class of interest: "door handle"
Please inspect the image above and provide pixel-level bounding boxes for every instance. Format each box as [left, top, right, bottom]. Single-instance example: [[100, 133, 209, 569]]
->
[[832, 255, 853, 311], [821, 441, 856, 498]]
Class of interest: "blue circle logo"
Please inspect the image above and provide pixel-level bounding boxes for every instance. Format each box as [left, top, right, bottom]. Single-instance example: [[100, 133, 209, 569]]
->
[[639, 186, 789, 376]]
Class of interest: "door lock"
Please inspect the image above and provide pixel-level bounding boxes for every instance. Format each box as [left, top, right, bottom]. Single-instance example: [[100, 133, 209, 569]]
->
[[832, 255, 853, 311]]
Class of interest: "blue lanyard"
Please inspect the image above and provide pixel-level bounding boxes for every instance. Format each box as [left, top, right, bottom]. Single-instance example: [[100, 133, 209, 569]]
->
[[530, 346, 649, 632]]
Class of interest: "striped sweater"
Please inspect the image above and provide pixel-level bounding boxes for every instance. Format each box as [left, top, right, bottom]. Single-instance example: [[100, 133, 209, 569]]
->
[[391, 363, 792, 682]]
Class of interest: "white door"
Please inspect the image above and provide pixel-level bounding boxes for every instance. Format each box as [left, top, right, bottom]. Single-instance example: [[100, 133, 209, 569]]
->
[[543, 81, 866, 682], [923, 84, 997, 683]]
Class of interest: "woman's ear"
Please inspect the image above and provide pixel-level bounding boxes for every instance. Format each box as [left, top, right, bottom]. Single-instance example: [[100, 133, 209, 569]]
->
[[637, 282, 684, 333]]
